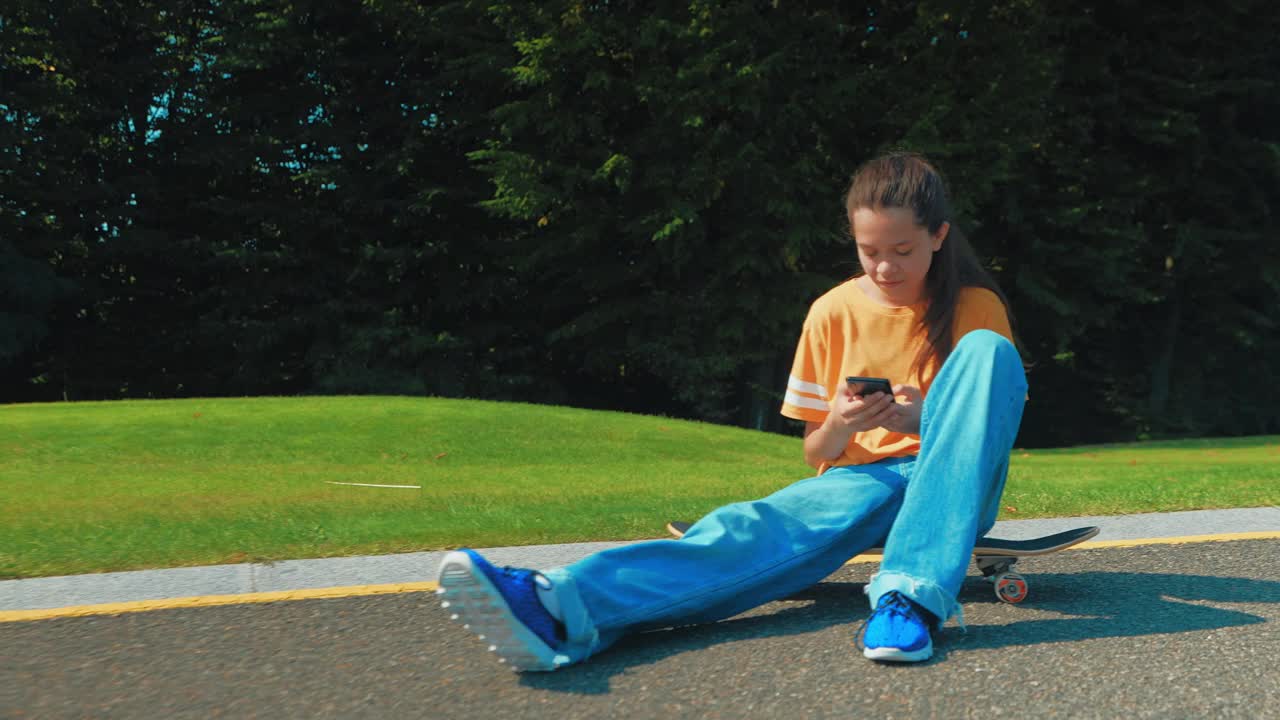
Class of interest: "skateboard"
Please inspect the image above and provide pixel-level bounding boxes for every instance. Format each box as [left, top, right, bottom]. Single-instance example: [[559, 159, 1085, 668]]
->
[[664, 520, 1100, 604]]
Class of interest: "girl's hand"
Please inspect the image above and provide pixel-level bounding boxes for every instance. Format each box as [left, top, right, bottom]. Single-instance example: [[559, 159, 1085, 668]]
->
[[831, 385, 898, 433], [880, 384, 924, 435]]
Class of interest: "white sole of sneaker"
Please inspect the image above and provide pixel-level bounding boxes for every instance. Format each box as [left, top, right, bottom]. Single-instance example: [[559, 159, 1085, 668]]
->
[[436, 551, 571, 672], [863, 644, 933, 662]]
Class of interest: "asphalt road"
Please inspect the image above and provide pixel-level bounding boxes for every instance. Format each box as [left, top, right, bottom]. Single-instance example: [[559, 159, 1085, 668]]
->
[[4, 539, 1278, 719]]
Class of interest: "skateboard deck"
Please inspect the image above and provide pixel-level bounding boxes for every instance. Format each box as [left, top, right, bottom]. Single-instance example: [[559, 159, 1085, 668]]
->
[[664, 520, 1100, 603]]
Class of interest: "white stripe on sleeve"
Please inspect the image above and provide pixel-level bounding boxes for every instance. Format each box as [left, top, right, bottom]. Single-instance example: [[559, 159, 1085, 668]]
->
[[784, 391, 830, 412], [787, 375, 828, 400]]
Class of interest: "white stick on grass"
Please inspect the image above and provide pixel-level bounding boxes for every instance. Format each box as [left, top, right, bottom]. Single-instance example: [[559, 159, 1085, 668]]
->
[[325, 481, 421, 489]]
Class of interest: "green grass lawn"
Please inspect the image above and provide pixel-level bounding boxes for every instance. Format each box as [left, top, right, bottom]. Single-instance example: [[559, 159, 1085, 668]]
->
[[2, 396, 1277, 579]]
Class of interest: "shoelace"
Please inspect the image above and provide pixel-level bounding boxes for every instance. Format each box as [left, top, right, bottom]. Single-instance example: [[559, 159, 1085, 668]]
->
[[879, 592, 915, 618], [493, 564, 539, 586], [853, 618, 870, 650]]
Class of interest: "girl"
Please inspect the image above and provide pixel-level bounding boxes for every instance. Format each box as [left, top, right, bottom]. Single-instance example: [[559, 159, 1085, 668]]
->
[[436, 152, 1028, 668]]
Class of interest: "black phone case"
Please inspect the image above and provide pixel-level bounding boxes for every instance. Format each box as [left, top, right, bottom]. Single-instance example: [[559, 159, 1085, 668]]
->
[[846, 376, 893, 397]]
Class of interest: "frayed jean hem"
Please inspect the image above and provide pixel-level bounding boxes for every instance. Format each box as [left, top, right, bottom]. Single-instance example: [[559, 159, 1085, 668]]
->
[[540, 568, 603, 664], [865, 570, 964, 631]]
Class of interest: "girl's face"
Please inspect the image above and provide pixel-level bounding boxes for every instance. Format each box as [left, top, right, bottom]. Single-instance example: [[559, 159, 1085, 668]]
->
[[850, 206, 948, 306]]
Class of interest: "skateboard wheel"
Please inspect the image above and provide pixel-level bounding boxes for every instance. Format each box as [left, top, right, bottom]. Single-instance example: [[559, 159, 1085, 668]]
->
[[994, 572, 1028, 603]]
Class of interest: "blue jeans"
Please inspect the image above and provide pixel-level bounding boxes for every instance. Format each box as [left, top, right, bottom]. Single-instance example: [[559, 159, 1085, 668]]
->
[[542, 329, 1027, 664]]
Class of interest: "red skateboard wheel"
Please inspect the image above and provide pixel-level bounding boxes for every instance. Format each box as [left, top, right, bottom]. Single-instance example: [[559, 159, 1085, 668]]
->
[[994, 572, 1028, 603]]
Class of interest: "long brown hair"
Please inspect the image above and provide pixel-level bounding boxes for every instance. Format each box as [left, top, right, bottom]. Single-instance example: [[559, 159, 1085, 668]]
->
[[846, 152, 1023, 378]]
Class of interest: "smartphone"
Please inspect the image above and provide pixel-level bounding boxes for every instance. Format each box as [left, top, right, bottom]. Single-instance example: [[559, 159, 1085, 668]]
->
[[846, 376, 895, 402]]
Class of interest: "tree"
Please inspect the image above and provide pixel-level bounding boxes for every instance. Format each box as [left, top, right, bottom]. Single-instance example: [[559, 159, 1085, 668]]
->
[[993, 1, 1280, 443], [471, 1, 1057, 427]]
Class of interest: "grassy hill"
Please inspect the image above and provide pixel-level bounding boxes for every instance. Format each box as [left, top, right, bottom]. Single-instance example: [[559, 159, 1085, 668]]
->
[[2, 396, 1277, 579]]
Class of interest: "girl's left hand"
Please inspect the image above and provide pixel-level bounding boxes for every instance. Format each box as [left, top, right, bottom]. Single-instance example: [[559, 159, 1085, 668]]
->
[[880, 384, 924, 435]]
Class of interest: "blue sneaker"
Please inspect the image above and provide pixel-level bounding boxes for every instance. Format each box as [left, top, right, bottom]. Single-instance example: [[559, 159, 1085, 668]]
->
[[436, 549, 571, 672], [860, 591, 935, 662]]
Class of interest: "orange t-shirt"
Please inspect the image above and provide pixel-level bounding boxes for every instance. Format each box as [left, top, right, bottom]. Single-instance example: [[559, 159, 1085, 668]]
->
[[780, 279, 1014, 471]]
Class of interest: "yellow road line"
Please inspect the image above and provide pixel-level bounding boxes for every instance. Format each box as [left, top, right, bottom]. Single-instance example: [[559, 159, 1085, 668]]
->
[[1071, 530, 1280, 549], [0, 582, 440, 624], [3, 531, 1276, 624], [840, 530, 1280, 563]]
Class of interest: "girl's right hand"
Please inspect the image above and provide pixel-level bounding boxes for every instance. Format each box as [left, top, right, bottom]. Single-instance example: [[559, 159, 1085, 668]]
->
[[830, 386, 897, 433]]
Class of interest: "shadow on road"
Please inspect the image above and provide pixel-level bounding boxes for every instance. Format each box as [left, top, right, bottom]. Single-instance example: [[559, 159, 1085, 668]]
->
[[519, 570, 1279, 693], [933, 570, 1277, 659], [520, 580, 865, 695]]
